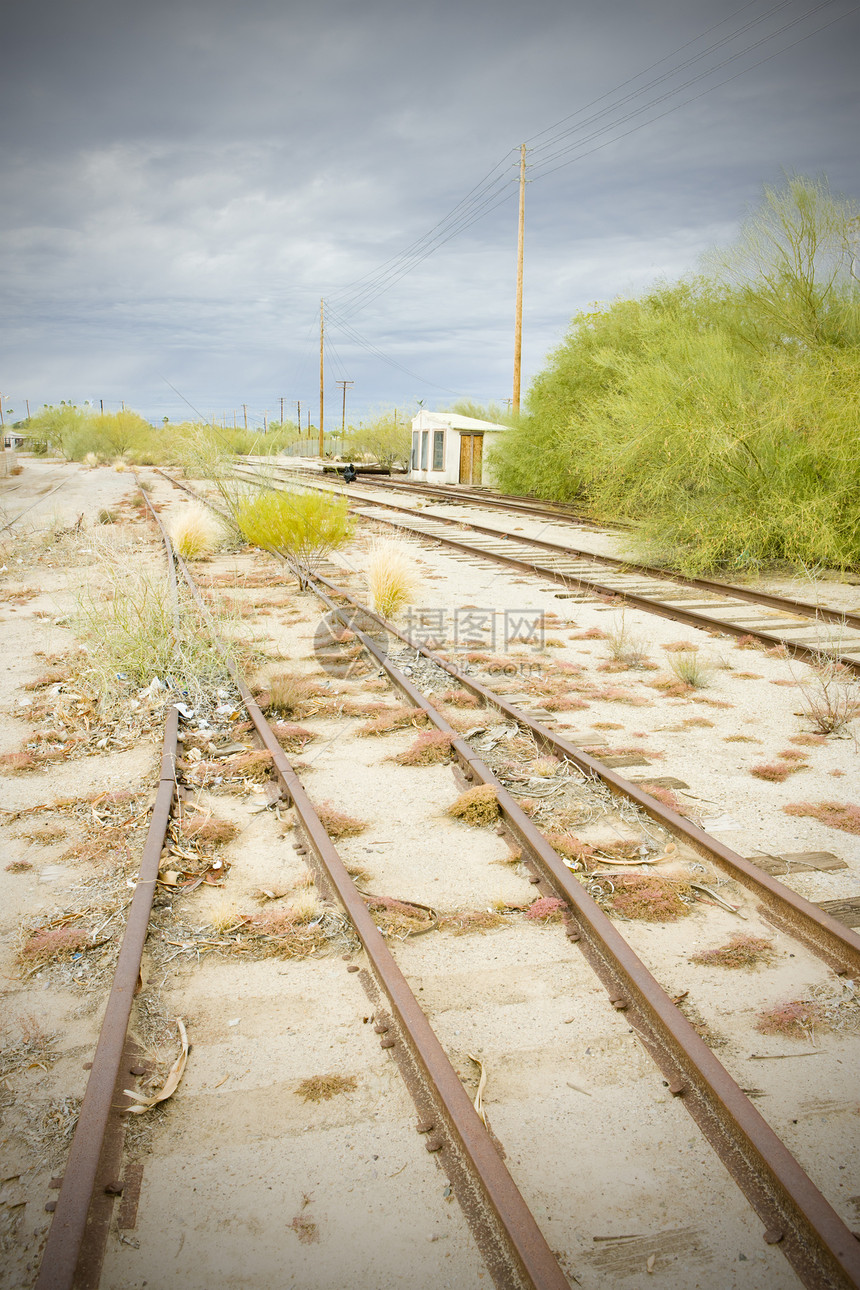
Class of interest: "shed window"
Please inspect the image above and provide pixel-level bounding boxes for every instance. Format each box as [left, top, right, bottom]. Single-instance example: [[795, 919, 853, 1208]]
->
[[432, 430, 444, 470], [411, 431, 420, 470], [420, 431, 429, 469]]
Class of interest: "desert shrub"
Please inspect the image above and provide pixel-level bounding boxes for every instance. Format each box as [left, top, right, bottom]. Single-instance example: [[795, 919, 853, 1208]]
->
[[667, 651, 711, 689], [488, 177, 860, 573], [366, 541, 416, 618], [607, 873, 691, 921], [235, 488, 351, 587], [448, 785, 499, 826], [392, 731, 455, 765], [167, 504, 225, 559], [750, 761, 801, 782], [313, 801, 367, 839]]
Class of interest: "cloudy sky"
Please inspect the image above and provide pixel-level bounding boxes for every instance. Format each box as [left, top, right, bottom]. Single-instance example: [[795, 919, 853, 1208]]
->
[[2, 0, 857, 429]]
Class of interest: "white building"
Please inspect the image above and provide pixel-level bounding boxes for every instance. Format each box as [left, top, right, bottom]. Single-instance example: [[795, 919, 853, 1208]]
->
[[409, 411, 509, 487]]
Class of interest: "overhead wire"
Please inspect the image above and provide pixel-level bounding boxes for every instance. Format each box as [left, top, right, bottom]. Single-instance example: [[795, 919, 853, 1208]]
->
[[325, 303, 466, 395]]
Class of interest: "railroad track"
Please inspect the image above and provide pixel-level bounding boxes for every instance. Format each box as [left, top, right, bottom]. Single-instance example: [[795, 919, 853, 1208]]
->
[[50, 467, 856, 1288], [234, 459, 860, 673], [245, 456, 622, 530]]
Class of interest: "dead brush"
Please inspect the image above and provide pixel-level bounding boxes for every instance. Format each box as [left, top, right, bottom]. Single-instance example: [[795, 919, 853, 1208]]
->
[[795, 659, 860, 735], [638, 783, 692, 817], [570, 627, 609, 640], [604, 616, 652, 670], [363, 892, 436, 936], [524, 896, 565, 922], [24, 667, 72, 690], [783, 800, 860, 835], [270, 722, 318, 753], [448, 785, 500, 827], [356, 706, 429, 737], [392, 731, 455, 766], [438, 909, 507, 935], [178, 815, 239, 845], [0, 751, 37, 773], [750, 761, 803, 783], [543, 831, 594, 868], [604, 873, 692, 921], [18, 927, 92, 967], [755, 999, 827, 1041], [234, 907, 331, 958], [692, 935, 775, 969], [313, 801, 367, 839], [260, 673, 323, 717], [438, 688, 481, 708]]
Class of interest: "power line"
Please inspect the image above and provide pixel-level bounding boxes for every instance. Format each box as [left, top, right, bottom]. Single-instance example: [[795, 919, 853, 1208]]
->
[[326, 304, 466, 394]]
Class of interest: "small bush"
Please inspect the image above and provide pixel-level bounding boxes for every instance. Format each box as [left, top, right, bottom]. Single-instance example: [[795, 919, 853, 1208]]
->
[[570, 627, 609, 640], [19, 927, 90, 965], [271, 722, 317, 753], [167, 503, 225, 560], [235, 488, 351, 586], [692, 935, 775, 968], [662, 640, 699, 653], [783, 800, 860, 835], [366, 541, 417, 618], [544, 831, 594, 868], [179, 816, 238, 844], [608, 874, 691, 921], [797, 660, 860, 735], [667, 651, 711, 689], [313, 801, 367, 839], [438, 688, 481, 708], [448, 785, 499, 827], [263, 674, 321, 716]]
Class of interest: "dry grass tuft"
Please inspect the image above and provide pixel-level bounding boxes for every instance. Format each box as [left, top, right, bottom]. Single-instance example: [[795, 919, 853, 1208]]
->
[[638, 783, 691, 816], [789, 733, 827, 747], [524, 896, 565, 921], [271, 722, 318, 753], [262, 674, 322, 717], [783, 800, 860, 835], [167, 503, 224, 559], [544, 831, 594, 868], [392, 731, 455, 766], [295, 1073, 357, 1102], [314, 801, 367, 839], [662, 640, 699, 653], [356, 706, 429, 737], [777, 747, 808, 762], [438, 688, 481, 708], [19, 927, 91, 966], [692, 934, 775, 969], [756, 1000, 826, 1040], [448, 785, 500, 827], [570, 627, 610, 640], [438, 909, 507, 935], [0, 751, 37, 773], [667, 650, 711, 688], [6, 860, 33, 873], [608, 873, 691, 921], [179, 815, 239, 845], [750, 761, 801, 783], [366, 541, 417, 618]]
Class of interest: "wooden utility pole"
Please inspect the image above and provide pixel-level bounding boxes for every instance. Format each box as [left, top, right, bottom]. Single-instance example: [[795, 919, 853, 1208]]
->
[[336, 379, 353, 437], [26, 399, 30, 419], [100, 399, 104, 413], [242, 404, 248, 430], [513, 142, 526, 415], [319, 297, 325, 458], [279, 396, 284, 425], [0, 394, 5, 427]]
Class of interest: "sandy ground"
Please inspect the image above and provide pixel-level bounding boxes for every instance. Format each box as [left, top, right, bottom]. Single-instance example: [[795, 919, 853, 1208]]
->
[[0, 459, 858, 1290]]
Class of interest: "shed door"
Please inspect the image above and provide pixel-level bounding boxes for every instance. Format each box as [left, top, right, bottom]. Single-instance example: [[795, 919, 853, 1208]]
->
[[459, 435, 483, 485], [472, 433, 483, 485], [459, 434, 471, 483]]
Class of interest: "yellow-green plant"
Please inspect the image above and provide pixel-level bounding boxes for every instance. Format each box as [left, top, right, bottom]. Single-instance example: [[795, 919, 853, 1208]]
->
[[235, 488, 351, 587], [166, 503, 225, 559], [366, 540, 416, 618]]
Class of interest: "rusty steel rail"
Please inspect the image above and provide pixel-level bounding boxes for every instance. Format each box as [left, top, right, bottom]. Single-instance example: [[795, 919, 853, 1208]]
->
[[35, 709, 179, 1290], [303, 569, 860, 1290], [235, 461, 860, 669], [150, 515, 573, 1290], [310, 569, 860, 978]]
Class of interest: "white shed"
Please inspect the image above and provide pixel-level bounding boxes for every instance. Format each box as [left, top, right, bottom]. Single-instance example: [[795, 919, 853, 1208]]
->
[[409, 411, 509, 487]]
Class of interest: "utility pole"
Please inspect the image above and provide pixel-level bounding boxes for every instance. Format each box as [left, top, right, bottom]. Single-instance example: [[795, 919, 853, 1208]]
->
[[242, 404, 248, 430], [319, 297, 325, 458], [233, 411, 237, 428], [264, 412, 269, 433], [26, 399, 30, 419], [513, 142, 526, 415], [297, 400, 301, 432], [279, 396, 284, 425], [0, 394, 5, 427], [100, 399, 104, 413], [336, 380, 353, 437]]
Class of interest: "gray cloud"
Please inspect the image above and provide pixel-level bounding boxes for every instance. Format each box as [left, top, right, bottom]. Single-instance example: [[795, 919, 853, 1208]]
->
[[2, 0, 857, 426]]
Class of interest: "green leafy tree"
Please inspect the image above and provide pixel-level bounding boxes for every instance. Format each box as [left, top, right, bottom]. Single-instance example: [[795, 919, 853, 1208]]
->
[[348, 411, 411, 471]]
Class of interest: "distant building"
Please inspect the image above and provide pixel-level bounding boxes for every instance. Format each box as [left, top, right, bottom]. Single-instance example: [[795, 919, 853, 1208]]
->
[[409, 411, 509, 487], [4, 432, 26, 450]]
